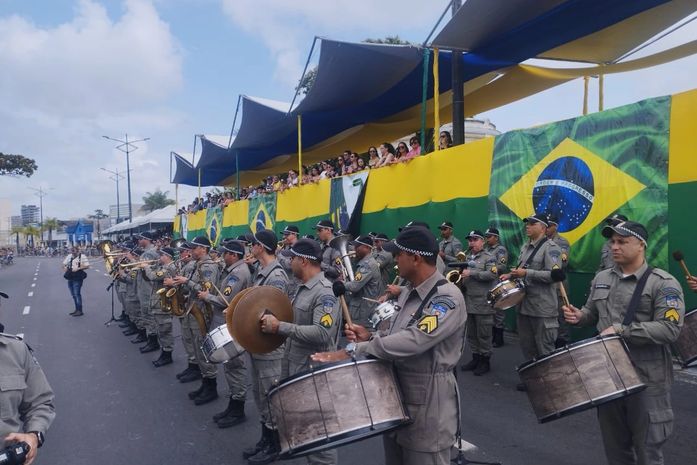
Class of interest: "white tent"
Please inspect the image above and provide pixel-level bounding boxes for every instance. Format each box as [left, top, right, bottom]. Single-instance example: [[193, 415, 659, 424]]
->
[[103, 205, 176, 235]]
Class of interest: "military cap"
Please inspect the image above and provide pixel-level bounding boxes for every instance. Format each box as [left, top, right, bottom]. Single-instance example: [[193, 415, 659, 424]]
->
[[523, 214, 549, 227], [282, 225, 300, 235], [221, 240, 245, 256], [350, 235, 373, 248], [383, 227, 438, 257], [399, 220, 430, 232], [438, 221, 454, 230], [159, 247, 176, 258], [605, 213, 629, 225], [252, 229, 277, 252], [136, 231, 157, 241], [290, 238, 322, 261], [484, 228, 500, 237], [465, 230, 485, 240], [602, 221, 648, 245], [315, 220, 335, 231], [189, 236, 212, 249], [545, 214, 560, 226]]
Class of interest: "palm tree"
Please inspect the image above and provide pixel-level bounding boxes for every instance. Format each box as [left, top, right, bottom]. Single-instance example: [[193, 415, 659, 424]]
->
[[10, 225, 24, 249], [142, 188, 175, 212], [88, 209, 108, 240], [23, 225, 40, 247], [43, 218, 60, 243]]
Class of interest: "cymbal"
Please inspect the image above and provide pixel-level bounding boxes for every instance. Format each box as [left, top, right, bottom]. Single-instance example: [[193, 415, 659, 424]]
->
[[231, 286, 293, 354], [225, 287, 253, 333]]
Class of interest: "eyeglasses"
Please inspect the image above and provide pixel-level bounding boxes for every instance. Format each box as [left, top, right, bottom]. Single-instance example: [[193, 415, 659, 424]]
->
[[399, 146, 407, 151], [369, 149, 377, 153], [410, 141, 418, 146]]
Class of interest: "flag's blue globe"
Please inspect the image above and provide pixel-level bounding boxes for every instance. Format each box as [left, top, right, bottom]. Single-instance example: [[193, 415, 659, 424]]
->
[[255, 210, 267, 232], [209, 217, 218, 243], [532, 156, 594, 232]]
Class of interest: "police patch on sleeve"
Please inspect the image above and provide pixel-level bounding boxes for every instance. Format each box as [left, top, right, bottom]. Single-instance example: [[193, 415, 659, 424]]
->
[[664, 308, 679, 323], [321, 295, 337, 313], [665, 294, 681, 308], [417, 315, 438, 334], [320, 314, 334, 328], [425, 296, 456, 318], [156, 270, 164, 277], [549, 250, 561, 262]]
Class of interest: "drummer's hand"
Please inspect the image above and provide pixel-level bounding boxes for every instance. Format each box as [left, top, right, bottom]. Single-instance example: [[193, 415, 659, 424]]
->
[[386, 284, 401, 297], [260, 314, 279, 334], [687, 275, 697, 292], [510, 268, 526, 278], [311, 350, 349, 363], [197, 290, 209, 300], [499, 273, 511, 281], [563, 304, 582, 325], [600, 326, 617, 336], [345, 323, 370, 343], [377, 293, 388, 303]]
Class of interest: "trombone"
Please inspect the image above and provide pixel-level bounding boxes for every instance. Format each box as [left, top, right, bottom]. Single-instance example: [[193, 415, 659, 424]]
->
[[119, 259, 159, 269]]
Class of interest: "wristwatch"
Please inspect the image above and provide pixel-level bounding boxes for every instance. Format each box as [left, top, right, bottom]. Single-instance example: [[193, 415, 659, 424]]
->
[[28, 431, 44, 448], [345, 342, 357, 358]]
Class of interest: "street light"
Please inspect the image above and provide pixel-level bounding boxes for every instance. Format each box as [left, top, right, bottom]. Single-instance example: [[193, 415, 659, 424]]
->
[[100, 167, 128, 224], [103, 134, 150, 223], [28, 186, 53, 244]]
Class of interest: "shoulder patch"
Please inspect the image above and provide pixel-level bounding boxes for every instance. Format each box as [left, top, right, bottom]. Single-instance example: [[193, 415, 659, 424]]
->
[[156, 270, 165, 277], [321, 295, 337, 312], [549, 249, 561, 262], [664, 308, 680, 323], [426, 295, 456, 318], [417, 314, 438, 334], [319, 313, 334, 328], [490, 265, 498, 274], [223, 286, 232, 296], [204, 281, 212, 290], [227, 275, 240, 284], [665, 294, 682, 308], [659, 286, 682, 297], [267, 280, 287, 292], [354, 271, 363, 281], [499, 255, 507, 265], [561, 252, 568, 263]]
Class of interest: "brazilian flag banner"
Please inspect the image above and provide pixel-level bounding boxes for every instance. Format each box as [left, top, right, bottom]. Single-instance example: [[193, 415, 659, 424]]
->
[[489, 96, 670, 272], [205, 206, 223, 246], [330, 171, 369, 232], [248, 193, 277, 234]]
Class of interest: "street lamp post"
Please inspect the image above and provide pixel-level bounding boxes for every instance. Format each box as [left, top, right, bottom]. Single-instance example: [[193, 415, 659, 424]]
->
[[100, 167, 127, 224], [103, 134, 150, 223], [28, 186, 51, 244]]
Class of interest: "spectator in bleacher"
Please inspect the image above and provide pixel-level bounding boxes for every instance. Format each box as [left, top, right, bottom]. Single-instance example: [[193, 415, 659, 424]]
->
[[356, 158, 367, 171], [396, 141, 409, 162], [439, 130, 453, 150], [407, 136, 421, 159], [368, 146, 380, 168], [287, 169, 299, 187], [310, 167, 321, 182], [375, 142, 397, 168]]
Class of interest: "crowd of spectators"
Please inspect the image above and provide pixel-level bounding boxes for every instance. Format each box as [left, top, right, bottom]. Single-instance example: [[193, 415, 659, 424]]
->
[[177, 131, 455, 216]]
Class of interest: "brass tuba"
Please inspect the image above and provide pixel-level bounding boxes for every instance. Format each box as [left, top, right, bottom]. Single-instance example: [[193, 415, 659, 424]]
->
[[330, 234, 355, 281]]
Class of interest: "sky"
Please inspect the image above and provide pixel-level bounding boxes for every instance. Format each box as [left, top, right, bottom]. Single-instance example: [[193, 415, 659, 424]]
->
[[0, 0, 695, 221]]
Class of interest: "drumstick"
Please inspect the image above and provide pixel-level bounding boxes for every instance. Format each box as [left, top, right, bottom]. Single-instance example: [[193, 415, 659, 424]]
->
[[339, 295, 354, 327], [208, 280, 230, 306], [672, 251, 692, 278], [362, 297, 381, 303], [550, 268, 570, 307]]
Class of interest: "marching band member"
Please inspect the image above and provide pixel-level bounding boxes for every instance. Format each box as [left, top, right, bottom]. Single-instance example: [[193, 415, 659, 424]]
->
[[484, 228, 508, 347]]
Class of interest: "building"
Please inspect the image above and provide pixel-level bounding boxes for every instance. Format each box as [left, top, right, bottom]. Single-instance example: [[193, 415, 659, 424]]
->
[[0, 198, 10, 247], [10, 216, 22, 228], [440, 118, 501, 143], [21, 204, 40, 225], [108, 203, 145, 225]]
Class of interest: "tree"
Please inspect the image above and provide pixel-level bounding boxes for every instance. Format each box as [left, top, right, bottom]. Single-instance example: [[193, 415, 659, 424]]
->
[[295, 36, 412, 96], [0, 153, 38, 177], [23, 225, 40, 247], [88, 210, 108, 240], [10, 226, 24, 249], [43, 218, 61, 243], [142, 189, 175, 212]]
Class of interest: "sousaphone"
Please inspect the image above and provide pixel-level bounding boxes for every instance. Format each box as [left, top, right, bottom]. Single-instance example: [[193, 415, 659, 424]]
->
[[226, 286, 293, 354]]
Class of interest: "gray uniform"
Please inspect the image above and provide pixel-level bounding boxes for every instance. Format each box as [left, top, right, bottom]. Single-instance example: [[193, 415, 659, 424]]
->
[[575, 263, 684, 465], [599, 239, 614, 271], [0, 334, 55, 441], [277, 272, 340, 465], [320, 240, 342, 275], [251, 259, 289, 429], [373, 248, 394, 291], [278, 248, 301, 299], [345, 254, 383, 328], [183, 256, 220, 378], [549, 232, 571, 342], [439, 236, 463, 265], [136, 245, 160, 336], [486, 242, 509, 329], [206, 259, 251, 402], [516, 237, 563, 359], [143, 261, 176, 351], [461, 250, 497, 356], [355, 271, 467, 464], [178, 260, 197, 363], [119, 268, 141, 328]]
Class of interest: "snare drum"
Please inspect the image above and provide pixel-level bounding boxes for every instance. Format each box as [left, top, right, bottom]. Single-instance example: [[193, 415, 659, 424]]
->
[[487, 279, 526, 309], [369, 301, 400, 329], [673, 308, 697, 367], [268, 359, 410, 458], [201, 324, 245, 364], [517, 335, 646, 423]]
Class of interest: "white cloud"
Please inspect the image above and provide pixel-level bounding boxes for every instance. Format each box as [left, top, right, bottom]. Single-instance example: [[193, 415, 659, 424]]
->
[[220, 0, 442, 88]]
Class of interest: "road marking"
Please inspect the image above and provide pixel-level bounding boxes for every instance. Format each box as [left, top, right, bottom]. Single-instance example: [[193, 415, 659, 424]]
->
[[27, 292, 33, 297], [103, 273, 109, 277], [34, 273, 38, 276], [16, 333, 24, 339], [33, 277, 37, 281], [22, 306, 30, 315], [31, 283, 35, 288]]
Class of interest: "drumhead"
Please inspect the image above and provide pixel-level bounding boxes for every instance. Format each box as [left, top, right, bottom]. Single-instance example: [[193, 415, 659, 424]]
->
[[517, 334, 622, 372], [268, 358, 381, 396]]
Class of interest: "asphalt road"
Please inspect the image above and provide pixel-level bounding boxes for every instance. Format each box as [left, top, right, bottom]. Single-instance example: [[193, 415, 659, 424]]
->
[[0, 256, 695, 465]]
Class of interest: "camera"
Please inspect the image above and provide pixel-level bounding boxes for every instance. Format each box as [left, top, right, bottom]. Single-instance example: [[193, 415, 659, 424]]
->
[[0, 442, 30, 465]]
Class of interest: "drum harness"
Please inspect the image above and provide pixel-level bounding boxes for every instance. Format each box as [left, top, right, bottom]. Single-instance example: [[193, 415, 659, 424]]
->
[[518, 237, 548, 270]]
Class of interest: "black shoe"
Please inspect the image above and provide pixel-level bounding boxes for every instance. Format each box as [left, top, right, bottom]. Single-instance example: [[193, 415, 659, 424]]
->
[[492, 328, 505, 348], [152, 350, 173, 367], [131, 329, 147, 344], [122, 325, 138, 336], [216, 400, 246, 428], [116, 313, 127, 321], [243, 425, 271, 459], [188, 381, 205, 400], [461, 354, 481, 371], [176, 363, 197, 380], [247, 429, 280, 465], [213, 397, 235, 422], [179, 366, 202, 383], [139, 335, 160, 354], [71, 311, 84, 317], [516, 382, 528, 392], [193, 377, 218, 405], [554, 338, 568, 349], [473, 356, 490, 376], [118, 318, 131, 328]]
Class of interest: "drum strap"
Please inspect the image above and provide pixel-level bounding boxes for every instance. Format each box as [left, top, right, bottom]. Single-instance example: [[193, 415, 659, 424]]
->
[[518, 237, 548, 269], [622, 266, 653, 326], [406, 279, 448, 328], [257, 265, 283, 286]]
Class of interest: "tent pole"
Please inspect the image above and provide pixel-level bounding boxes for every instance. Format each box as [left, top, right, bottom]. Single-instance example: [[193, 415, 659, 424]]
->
[[583, 76, 589, 115], [228, 95, 242, 148], [420, 48, 430, 152], [451, 0, 464, 146], [175, 183, 179, 212], [289, 36, 319, 114], [598, 73, 605, 112], [433, 48, 440, 151], [192, 135, 198, 165], [297, 115, 303, 185]]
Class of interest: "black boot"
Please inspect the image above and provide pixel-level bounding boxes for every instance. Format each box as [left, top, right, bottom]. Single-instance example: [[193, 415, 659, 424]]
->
[[122, 323, 138, 336], [188, 381, 205, 400], [179, 364, 202, 383], [216, 400, 246, 428], [248, 428, 280, 465], [492, 327, 505, 348], [152, 350, 173, 367], [194, 377, 218, 405], [243, 425, 272, 459], [473, 355, 491, 376], [116, 312, 127, 322], [118, 316, 131, 328], [71, 305, 83, 317], [176, 363, 197, 380], [131, 329, 147, 344], [213, 397, 235, 422], [139, 335, 160, 353], [461, 353, 481, 371]]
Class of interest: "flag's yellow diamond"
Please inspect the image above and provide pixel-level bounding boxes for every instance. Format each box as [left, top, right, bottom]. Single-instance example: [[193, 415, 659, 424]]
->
[[499, 138, 646, 245]]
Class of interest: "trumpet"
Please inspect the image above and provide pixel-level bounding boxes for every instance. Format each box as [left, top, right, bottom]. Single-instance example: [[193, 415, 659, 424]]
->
[[119, 259, 159, 268], [456, 251, 468, 261], [446, 269, 462, 284]]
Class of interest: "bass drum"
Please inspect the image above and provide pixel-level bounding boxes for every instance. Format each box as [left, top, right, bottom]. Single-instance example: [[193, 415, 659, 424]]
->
[[673, 308, 697, 367], [268, 359, 410, 458], [517, 335, 646, 423]]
